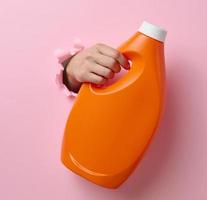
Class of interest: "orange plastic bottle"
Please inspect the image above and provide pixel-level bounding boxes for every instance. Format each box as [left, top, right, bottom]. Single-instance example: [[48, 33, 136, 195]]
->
[[61, 21, 167, 189]]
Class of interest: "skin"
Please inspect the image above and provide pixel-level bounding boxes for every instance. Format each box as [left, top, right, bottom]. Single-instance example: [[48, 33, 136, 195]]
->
[[65, 43, 131, 93]]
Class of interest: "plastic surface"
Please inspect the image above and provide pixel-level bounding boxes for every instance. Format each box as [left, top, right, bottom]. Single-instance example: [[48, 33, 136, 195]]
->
[[61, 23, 167, 189]]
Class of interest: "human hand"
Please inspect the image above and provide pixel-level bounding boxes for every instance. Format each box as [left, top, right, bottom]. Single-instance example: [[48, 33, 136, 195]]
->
[[65, 43, 130, 92]]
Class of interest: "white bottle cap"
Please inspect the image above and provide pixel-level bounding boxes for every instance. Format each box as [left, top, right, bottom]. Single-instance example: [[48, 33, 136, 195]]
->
[[138, 21, 167, 42]]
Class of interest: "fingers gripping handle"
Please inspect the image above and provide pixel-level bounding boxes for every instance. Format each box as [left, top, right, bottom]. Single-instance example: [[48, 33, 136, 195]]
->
[[89, 49, 144, 96]]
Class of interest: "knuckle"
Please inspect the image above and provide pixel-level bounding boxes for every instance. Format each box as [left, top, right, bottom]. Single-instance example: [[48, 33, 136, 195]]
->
[[85, 53, 94, 61], [95, 43, 104, 48]]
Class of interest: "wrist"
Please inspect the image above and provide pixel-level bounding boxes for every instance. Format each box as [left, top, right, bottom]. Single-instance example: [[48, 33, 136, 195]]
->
[[65, 62, 82, 93]]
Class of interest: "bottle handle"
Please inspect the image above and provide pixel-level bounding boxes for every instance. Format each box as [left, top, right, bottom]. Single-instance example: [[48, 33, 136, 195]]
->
[[89, 49, 145, 95]]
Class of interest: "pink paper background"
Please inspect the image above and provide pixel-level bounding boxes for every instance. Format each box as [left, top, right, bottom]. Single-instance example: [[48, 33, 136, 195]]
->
[[1, 0, 207, 199]]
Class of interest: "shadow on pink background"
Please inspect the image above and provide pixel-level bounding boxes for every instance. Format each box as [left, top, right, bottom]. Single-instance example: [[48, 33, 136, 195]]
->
[[0, 0, 207, 199]]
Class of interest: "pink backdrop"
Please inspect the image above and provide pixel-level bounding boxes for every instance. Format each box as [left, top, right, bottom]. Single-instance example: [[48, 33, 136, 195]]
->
[[1, 0, 207, 199]]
